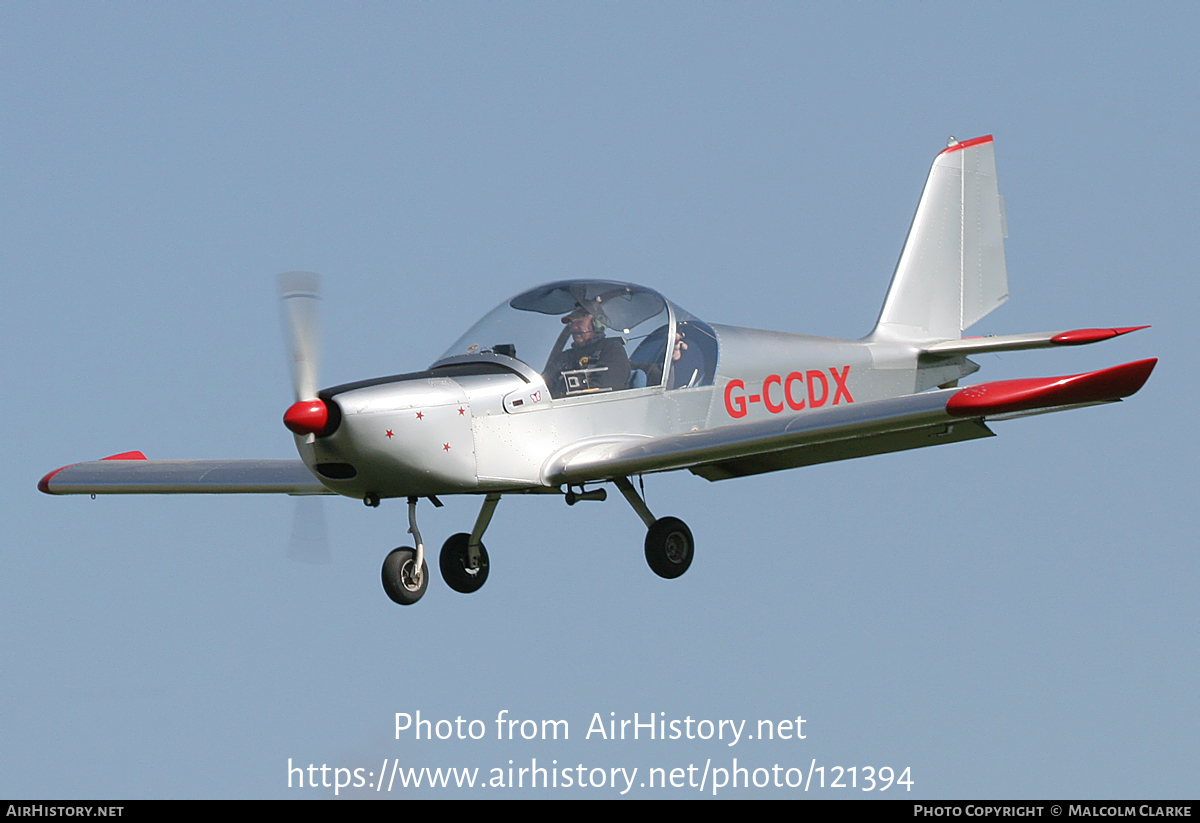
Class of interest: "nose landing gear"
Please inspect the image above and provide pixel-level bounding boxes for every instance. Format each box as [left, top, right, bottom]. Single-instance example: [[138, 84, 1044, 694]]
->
[[381, 546, 428, 605], [381, 496, 431, 605]]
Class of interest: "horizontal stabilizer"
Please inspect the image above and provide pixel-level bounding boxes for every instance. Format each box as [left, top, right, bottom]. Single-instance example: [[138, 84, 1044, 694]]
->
[[39, 456, 329, 495], [924, 325, 1149, 356]]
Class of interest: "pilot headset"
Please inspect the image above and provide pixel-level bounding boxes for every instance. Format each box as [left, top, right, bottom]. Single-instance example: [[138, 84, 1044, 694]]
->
[[564, 302, 608, 334]]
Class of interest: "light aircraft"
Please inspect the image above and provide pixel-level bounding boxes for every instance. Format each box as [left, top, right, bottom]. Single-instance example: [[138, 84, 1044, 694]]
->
[[40, 135, 1155, 606]]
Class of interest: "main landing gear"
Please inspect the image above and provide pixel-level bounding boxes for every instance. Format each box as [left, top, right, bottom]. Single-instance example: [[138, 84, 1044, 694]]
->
[[380, 493, 499, 605], [613, 477, 695, 579], [439, 492, 497, 594]]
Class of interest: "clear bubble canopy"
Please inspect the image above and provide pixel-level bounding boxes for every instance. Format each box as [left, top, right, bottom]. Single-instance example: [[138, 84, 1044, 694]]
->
[[435, 280, 715, 394]]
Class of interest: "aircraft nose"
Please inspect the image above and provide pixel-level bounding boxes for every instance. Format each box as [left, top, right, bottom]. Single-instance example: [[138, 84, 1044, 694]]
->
[[284, 399, 330, 435]]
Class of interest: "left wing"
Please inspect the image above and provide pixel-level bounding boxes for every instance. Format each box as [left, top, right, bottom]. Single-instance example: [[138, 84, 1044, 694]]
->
[[543, 359, 1157, 484], [39, 452, 330, 495]]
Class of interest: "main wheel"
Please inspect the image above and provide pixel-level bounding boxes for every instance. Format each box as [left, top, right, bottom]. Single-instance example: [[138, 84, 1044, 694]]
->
[[644, 516, 694, 579], [381, 547, 428, 605], [439, 533, 490, 594]]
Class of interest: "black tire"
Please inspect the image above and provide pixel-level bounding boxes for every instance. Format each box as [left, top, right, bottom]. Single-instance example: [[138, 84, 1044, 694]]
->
[[381, 547, 428, 605], [644, 517, 694, 579], [439, 533, 490, 594]]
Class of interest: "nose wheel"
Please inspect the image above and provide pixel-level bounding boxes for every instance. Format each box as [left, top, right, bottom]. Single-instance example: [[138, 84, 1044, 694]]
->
[[381, 547, 428, 605], [380, 496, 431, 605]]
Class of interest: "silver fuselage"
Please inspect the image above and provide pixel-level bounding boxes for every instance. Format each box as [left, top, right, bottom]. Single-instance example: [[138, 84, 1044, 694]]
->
[[299, 325, 974, 500]]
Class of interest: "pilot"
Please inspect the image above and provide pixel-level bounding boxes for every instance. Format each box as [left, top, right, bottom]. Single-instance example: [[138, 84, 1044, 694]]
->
[[545, 303, 631, 397]]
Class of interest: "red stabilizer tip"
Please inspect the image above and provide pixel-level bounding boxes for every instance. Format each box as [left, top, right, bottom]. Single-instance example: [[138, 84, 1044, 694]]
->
[[102, 451, 147, 460], [1051, 326, 1150, 345], [947, 359, 1157, 417], [284, 400, 329, 435]]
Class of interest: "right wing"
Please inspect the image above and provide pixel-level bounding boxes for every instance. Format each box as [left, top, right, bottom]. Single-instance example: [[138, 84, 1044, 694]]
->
[[542, 359, 1157, 485], [39, 452, 330, 495]]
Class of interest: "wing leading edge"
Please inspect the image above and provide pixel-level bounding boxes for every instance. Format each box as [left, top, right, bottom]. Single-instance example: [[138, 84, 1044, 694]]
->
[[542, 359, 1157, 485], [39, 453, 330, 495]]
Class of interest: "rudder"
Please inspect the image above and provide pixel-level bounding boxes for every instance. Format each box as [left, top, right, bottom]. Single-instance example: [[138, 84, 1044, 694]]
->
[[871, 135, 1009, 342]]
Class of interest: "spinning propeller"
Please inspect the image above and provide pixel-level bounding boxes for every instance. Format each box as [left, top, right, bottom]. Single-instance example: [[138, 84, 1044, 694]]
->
[[278, 272, 331, 563], [279, 272, 330, 437]]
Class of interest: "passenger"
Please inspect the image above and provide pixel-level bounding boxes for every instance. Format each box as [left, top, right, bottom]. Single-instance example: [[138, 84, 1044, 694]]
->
[[545, 304, 631, 397], [644, 326, 707, 390], [666, 328, 706, 389]]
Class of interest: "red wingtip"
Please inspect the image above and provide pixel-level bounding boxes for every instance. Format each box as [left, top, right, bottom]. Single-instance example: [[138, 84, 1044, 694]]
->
[[40, 451, 147, 494], [38, 465, 70, 494], [1051, 326, 1151, 345], [947, 358, 1157, 417], [284, 400, 329, 435]]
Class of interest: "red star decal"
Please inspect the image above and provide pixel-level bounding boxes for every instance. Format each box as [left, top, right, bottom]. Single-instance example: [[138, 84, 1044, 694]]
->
[[442, 443, 451, 451], [457, 407, 465, 415], [415, 411, 424, 420], [385, 430, 394, 439]]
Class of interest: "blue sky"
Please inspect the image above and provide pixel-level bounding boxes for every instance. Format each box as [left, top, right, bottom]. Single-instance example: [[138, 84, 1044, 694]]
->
[[3, 3, 1194, 798]]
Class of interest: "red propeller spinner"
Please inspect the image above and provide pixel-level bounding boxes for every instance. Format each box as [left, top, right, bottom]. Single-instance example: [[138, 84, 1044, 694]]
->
[[283, 399, 329, 436]]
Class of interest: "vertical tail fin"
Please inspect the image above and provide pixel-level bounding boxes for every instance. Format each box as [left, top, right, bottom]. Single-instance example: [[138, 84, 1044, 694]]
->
[[871, 135, 1009, 342]]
